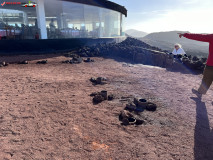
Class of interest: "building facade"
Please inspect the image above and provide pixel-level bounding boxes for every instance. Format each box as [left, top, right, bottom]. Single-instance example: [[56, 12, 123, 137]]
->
[[0, 0, 127, 39]]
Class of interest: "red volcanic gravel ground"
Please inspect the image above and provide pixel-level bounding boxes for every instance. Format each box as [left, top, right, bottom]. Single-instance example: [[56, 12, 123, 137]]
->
[[0, 55, 213, 160]]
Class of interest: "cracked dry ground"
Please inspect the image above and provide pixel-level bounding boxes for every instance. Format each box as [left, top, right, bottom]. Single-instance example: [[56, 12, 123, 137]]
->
[[0, 55, 213, 160]]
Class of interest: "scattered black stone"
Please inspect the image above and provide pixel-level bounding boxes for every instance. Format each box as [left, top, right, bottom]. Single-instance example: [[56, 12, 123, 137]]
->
[[64, 53, 84, 64], [90, 92, 99, 97], [84, 58, 95, 63], [18, 60, 28, 64], [90, 77, 97, 83], [125, 102, 137, 112], [127, 98, 157, 112], [100, 90, 108, 100], [119, 110, 144, 126], [36, 60, 47, 64], [93, 94, 105, 104], [90, 77, 107, 85], [119, 110, 133, 125], [135, 119, 144, 125], [0, 61, 9, 67], [70, 57, 83, 64], [91, 90, 115, 104], [108, 94, 115, 101], [97, 77, 107, 84], [146, 102, 157, 111], [2, 62, 6, 66], [119, 97, 158, 126]]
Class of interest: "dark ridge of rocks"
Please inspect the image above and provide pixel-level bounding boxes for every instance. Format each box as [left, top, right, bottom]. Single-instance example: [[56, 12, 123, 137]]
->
[[71, 37, 206, 73]]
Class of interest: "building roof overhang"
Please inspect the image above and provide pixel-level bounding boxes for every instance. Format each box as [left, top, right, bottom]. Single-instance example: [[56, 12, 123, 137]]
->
[[62, 0, 127, 17]]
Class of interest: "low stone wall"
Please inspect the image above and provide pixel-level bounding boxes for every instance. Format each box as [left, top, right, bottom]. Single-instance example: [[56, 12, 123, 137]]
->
[[76, 37, 206, 73]]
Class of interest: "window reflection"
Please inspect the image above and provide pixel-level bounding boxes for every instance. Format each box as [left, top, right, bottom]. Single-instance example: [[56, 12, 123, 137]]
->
[[0, 0, 125, 39]]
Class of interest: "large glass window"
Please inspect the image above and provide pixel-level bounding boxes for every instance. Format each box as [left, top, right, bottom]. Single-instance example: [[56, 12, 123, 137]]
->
[[44, 0, 125, 39], [0, 0, 125, 39]]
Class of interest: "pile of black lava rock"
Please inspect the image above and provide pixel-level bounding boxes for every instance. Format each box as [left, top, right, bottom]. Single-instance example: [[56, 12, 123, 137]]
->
[[76, 37, 164, 58], [90, 77, 107, 85], [126, 98, 157, 112], [62, 54, 83, 64], [71, 37, 207, 73], [90, 90, 114, 104], [119, 98, 157, 126], [119, 110, 144, 126], [178, 54, 206, 71]]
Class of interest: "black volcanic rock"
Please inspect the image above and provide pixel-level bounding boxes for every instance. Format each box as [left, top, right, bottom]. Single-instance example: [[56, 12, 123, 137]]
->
[[18, 60, 28, 64], [36, 60, 47, 64], [108, 94, 115, 101], [71, 37, 206, 73], [146, 102, 157, 111], [192, 56, 199, 61], [90, 90, 111, 104], [90, 77, 107, 85], [84, 58, 94, 63], [93, 95, 105, 104]]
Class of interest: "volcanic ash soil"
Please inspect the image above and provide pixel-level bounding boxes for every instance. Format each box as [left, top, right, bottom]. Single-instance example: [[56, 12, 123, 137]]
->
[[0, 55, 213, 160]]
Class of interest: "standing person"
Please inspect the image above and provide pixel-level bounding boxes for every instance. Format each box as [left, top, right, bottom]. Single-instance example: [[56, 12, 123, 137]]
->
[[35, 32, 39, 39], [49, 19, 56, 38], [178, 33, 213, 96], [21, 24, 25, 39], [172, 43, 186, 58]]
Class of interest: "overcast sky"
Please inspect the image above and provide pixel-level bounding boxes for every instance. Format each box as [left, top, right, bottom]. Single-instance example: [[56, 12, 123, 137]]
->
[[111, 0, 213, 33]]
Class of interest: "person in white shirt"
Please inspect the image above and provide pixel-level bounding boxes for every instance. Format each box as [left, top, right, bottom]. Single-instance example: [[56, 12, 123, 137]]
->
[[172, 44, 186, 58]]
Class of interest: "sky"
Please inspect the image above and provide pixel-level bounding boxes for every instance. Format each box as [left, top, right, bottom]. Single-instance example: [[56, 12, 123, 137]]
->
[[111, 0, 213, 33]]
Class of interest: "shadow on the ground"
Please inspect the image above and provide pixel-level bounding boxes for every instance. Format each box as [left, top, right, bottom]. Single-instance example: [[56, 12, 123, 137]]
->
[[191, 96, 213, 160]]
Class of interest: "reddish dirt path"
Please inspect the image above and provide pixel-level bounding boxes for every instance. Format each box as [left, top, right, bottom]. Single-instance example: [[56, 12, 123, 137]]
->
[[0, 55, 212, 160]]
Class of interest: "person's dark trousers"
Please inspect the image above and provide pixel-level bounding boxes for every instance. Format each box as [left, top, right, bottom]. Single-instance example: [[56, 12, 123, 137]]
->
[[198, 65, 213, 94]]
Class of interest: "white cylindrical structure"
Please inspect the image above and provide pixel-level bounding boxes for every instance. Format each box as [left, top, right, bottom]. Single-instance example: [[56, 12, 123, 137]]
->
[[98, 8, 103, 38], [36, 0, 47, 39]]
